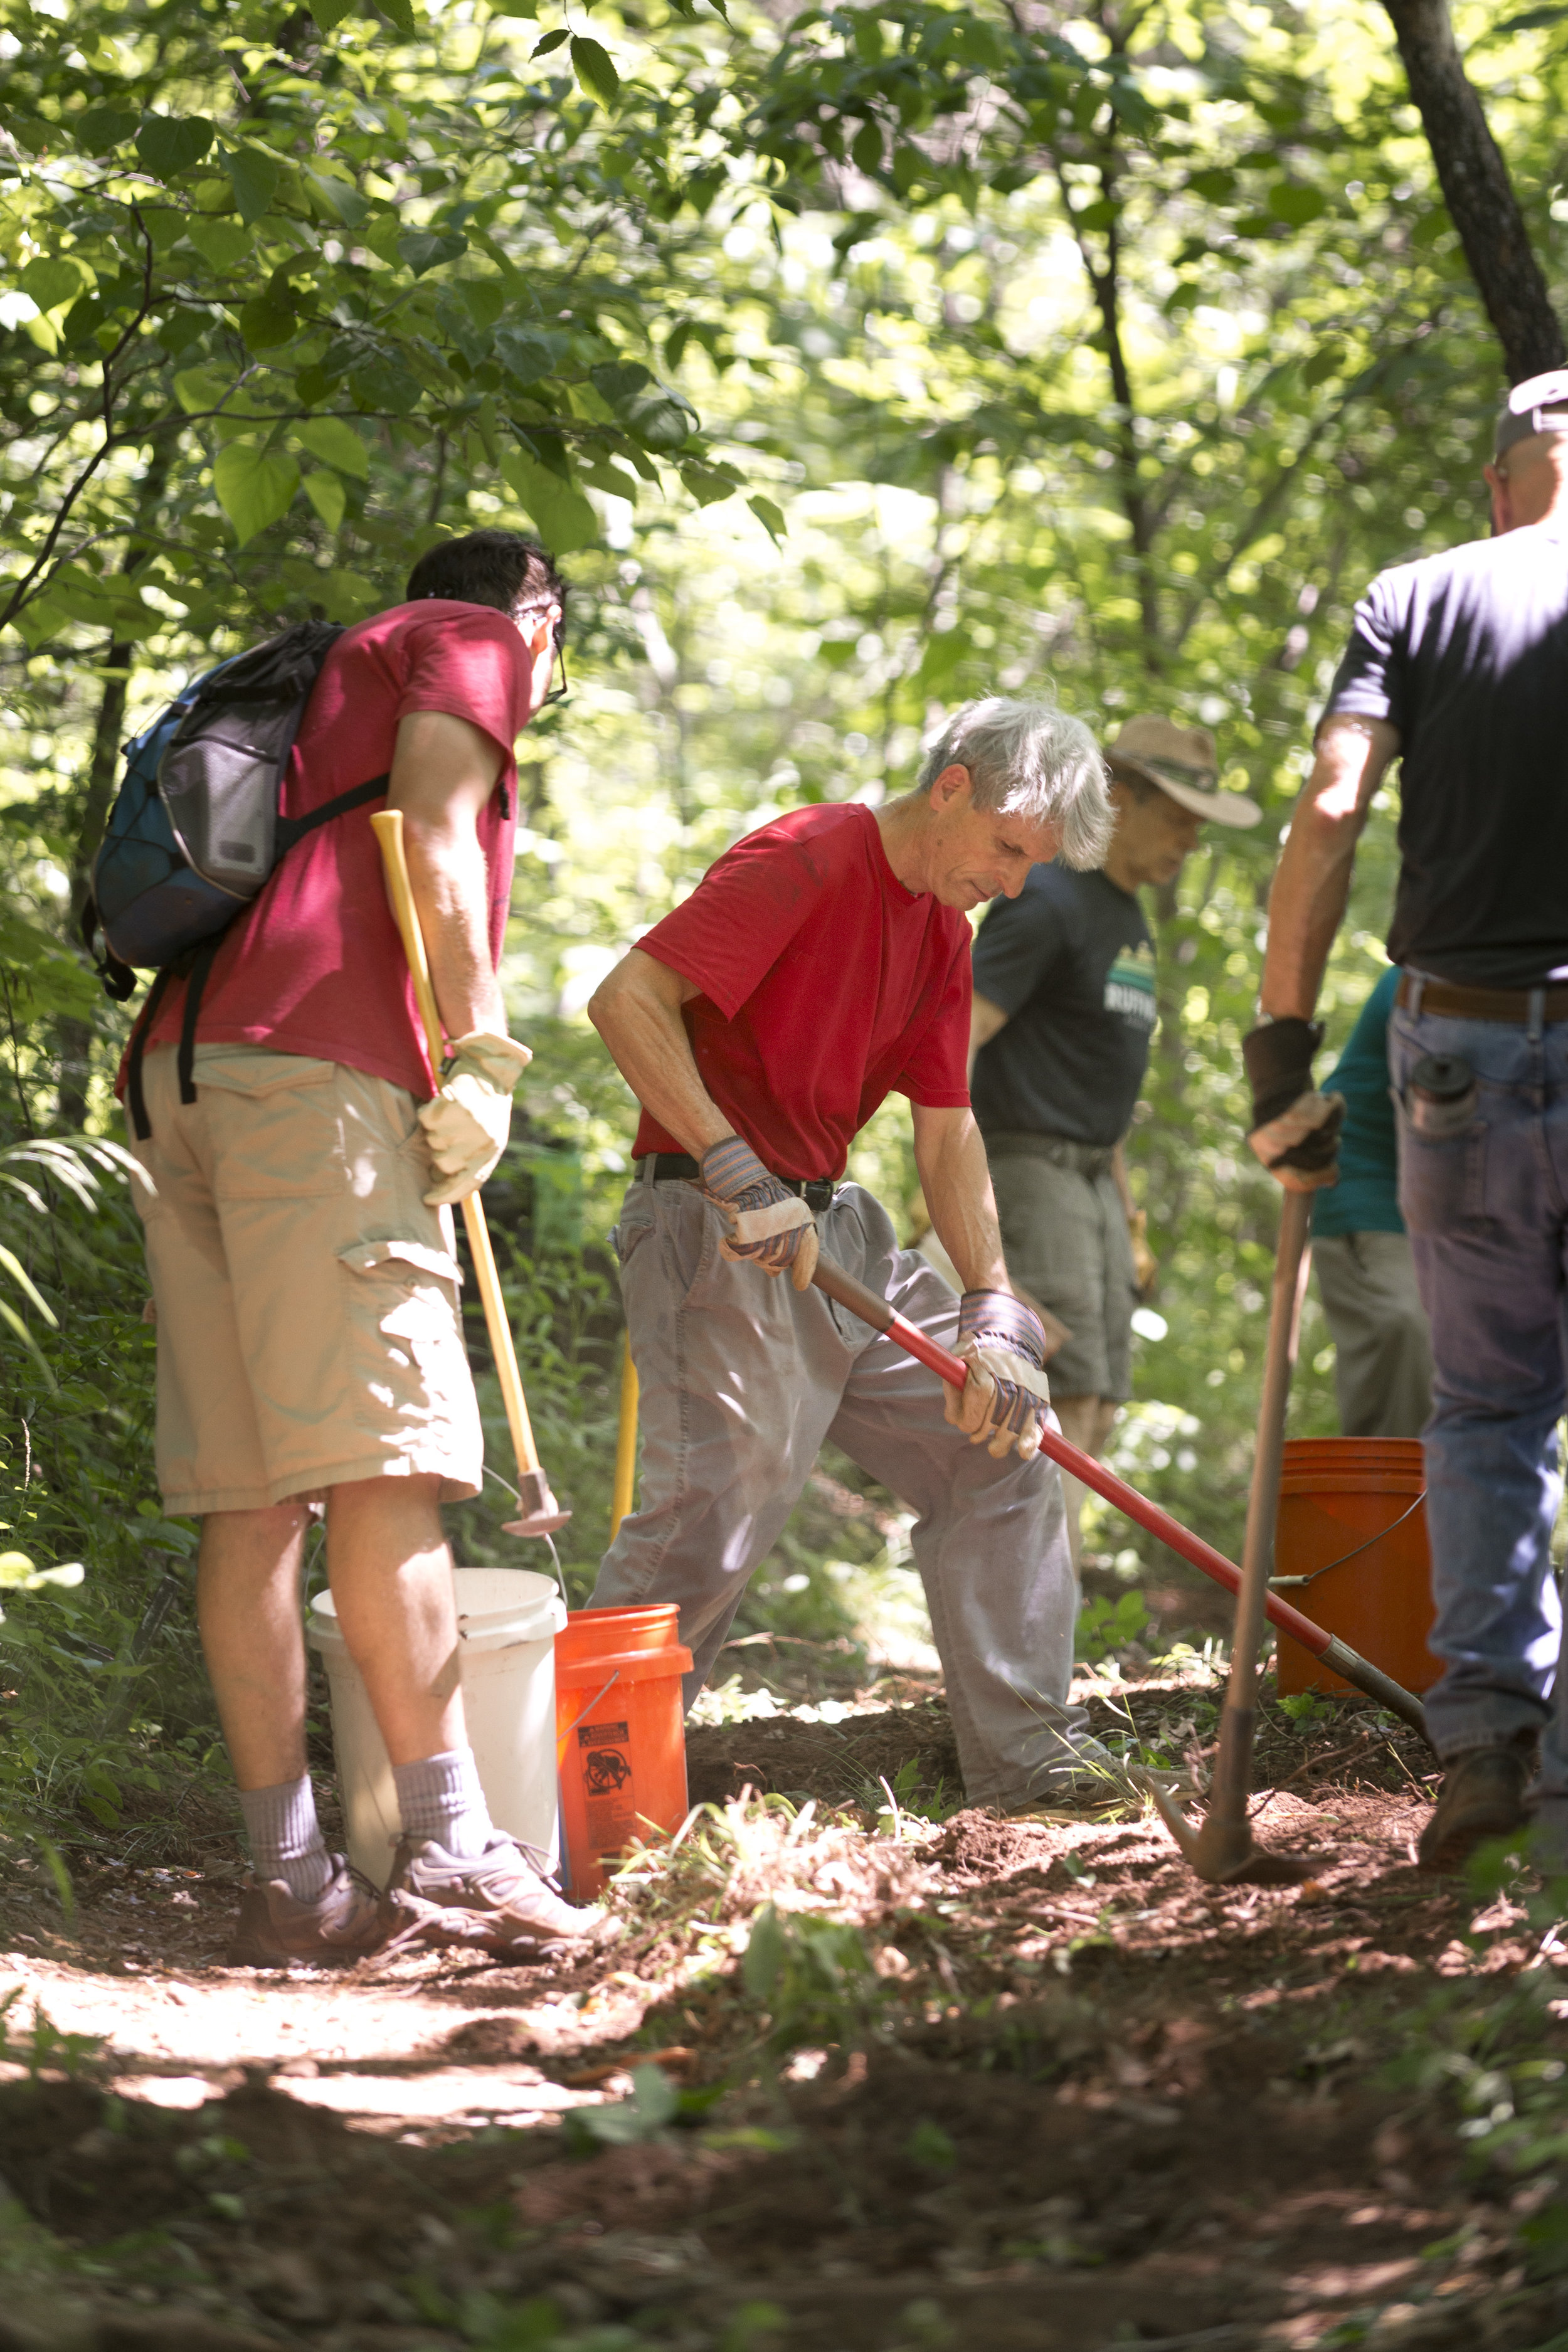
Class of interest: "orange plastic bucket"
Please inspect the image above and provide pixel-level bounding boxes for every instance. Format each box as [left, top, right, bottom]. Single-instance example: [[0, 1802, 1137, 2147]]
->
[[1273, 1436, 1440, 1698], [554, 1605, 693, 1899]]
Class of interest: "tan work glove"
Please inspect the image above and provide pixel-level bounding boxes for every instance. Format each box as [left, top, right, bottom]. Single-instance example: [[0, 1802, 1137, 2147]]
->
[[942, 1291, 1052, 1462], [418, 1031, 532, 1207], [1128, 1209, 1158, 1300], [698, 1136, 820, 1291]]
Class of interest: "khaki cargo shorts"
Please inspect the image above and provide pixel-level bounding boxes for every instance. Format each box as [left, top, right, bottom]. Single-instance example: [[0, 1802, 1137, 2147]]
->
[[130, 1043, 482, 1516]]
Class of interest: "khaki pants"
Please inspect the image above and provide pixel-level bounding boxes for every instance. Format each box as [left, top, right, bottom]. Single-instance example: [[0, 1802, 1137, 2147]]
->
[[1313, 1229, 1434, 1440], [591, 1172, 1089, 1809], [130, 1044, 482, 1515]]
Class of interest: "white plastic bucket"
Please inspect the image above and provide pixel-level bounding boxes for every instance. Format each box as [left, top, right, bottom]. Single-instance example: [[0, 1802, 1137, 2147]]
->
[[306, 1567, 566, 1890]]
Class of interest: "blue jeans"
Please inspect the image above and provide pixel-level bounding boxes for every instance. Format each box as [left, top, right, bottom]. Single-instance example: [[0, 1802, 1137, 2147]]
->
[[1388, 997, 1567, 1833]]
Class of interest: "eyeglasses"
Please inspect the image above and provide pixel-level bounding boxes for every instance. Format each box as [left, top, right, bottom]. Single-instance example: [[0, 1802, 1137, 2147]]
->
[[540, 610, 569, 707]]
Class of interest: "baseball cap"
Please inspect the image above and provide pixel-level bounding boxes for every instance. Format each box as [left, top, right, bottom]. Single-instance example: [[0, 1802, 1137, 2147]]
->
[[1104, 716, 1261, 830], [1495, 369, 1568, 457]]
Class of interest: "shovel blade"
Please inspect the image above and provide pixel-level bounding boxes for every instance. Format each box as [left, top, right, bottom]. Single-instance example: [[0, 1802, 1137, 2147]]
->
[[1136, 1769, 1325, 1888]]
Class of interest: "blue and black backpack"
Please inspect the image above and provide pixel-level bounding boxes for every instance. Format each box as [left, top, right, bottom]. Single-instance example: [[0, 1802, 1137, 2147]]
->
[[83, 620, 388, 1140]]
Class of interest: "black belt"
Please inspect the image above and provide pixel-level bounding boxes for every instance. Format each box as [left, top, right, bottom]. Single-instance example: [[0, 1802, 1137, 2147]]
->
[[1397, 973, 1568, 1024], [637, 1153, 840, 1214]]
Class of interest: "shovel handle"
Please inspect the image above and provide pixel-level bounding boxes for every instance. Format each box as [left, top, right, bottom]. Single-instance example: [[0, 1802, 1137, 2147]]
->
[[370, 808, 544, 1482], [808, 1253, 1429, 1744]]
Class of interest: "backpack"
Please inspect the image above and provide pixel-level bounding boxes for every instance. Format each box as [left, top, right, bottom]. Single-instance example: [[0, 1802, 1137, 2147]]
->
[[83, 620, 389, 1141]]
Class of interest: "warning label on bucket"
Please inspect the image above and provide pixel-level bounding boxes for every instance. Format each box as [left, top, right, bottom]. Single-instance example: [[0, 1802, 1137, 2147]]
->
[[578, 1720, 630, 1747]]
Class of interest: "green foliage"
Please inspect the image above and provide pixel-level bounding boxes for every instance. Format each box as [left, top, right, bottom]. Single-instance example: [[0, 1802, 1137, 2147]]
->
[[1075, 1589, 1149, 1666], [741, 1900, 886, 2052]]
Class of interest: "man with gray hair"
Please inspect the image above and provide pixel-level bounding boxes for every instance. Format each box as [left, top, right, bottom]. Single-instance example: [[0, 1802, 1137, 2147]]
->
[[587, 695, 1116, 1809]]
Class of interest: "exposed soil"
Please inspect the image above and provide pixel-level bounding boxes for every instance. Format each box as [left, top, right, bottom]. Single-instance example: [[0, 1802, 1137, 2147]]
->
[[3, 1675, 1566, 2351]]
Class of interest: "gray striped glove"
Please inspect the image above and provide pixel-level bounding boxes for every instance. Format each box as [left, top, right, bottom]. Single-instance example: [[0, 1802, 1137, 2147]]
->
[[698, 1137, 820, 1291], [944, 1290, 1052, 1461]]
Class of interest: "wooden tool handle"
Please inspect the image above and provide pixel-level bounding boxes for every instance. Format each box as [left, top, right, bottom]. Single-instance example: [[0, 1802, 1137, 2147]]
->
[[370, 808, 543, 1480]]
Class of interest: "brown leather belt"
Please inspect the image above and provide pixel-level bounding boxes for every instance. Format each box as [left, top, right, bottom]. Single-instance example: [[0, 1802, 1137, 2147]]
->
[[1396, 973, 1568, 1023]]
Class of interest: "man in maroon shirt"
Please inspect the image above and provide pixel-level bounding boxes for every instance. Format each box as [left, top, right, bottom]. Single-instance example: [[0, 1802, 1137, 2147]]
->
[[129, 532, 607, 1964], [588, 696, 1120, 1808]]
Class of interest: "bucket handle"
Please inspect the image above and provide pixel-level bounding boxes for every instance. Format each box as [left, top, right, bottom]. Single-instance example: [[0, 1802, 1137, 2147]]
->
[[1268, 1489, 1426, 1589], [556, 1666, 622, 1749]]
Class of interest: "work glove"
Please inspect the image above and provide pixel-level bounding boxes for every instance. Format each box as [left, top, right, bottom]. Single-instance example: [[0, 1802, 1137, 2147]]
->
[[943, 1290, 1052, 1463], [1128, 1209, 1158, 1300], [418, 1031, 532, 1207], [698, 1135, 819, 1291], [1242, 1018, 1345, 1194]]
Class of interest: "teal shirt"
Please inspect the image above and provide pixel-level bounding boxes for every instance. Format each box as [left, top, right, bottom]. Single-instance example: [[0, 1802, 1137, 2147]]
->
[[1311, 964, 1404, 1239]]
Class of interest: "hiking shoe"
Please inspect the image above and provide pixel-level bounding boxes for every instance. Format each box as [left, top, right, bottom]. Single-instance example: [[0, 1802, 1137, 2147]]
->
[[1417, 1735, 1535, 1873], [388, 1833, 619, 1954], [226, 1855, 398, 1966]]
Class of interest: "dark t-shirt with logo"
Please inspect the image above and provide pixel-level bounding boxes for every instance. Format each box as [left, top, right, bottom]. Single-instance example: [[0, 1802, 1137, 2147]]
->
[[970, 864, 1156, 1148]]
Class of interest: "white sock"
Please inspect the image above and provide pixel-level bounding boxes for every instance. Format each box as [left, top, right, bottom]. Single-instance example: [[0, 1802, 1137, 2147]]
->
[[237, 1774, 333, 1902], [393, 1746, 494, 1858]]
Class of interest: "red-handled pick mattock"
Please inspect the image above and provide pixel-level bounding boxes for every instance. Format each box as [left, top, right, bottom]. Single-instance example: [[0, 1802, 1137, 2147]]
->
[[808, 1249, 1428, 1751]]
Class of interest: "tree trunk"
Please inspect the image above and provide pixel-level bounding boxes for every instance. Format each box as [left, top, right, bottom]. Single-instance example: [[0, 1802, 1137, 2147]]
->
[[56, 450, 172, 1128], [1380, 0, 1563, 382]]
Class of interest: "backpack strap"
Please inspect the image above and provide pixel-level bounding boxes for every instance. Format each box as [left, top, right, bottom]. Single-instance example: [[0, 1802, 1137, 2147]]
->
[[177, 936, 221, 1108], [80, 890, 138, 1004], [125, 968, 176, 1144], [273, 772, 389, 855]]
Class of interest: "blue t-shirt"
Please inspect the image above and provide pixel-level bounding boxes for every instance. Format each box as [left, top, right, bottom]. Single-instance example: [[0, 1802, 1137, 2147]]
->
[[1311, 964, 1403, 1239], [1325, 524, 1568, 987], [970, 863, 1155, 1148]]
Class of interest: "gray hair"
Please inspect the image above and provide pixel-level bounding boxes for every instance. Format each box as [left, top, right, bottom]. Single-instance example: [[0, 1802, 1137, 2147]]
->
[[918, 694, 1113, 871]]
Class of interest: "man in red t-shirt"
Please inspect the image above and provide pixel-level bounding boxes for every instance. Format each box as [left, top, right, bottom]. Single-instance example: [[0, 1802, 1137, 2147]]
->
[[588, 695, 1121, 1809], [127, 531, 607, 1964]]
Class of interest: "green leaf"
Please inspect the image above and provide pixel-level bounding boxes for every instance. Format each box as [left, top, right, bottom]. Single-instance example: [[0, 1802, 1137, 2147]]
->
[[748, 495, 786, 544], [238, 291, 296, 350], [174, 364, 234, 416], [303, 471, 347, 531], [1268, 183, 1327, 228], [381, 0, 417, 33], [186, 218, 253, 271], [75, 105, 138, 154], [571, 34, 620, 109], [304, 168, 371, 228], [624, 388, 694, 451], [0, 1301, 55, 1392], [135, 115, 216, 179], [851, 121, 883, 175], [0, 1245, 56, 1327], [221, 146, 282, 225], [18, 258, 85, 314], [1301, 341, 1343, 388], [293, 416, 370, 477], [213, 445, 301, 545], [495, 324, 569, 384], [533, 27, 569, 53], [499, 447, 598, 552], [309, 0, 356, 25], [398, 228, 467, 277], [590, 360, 652, 405]]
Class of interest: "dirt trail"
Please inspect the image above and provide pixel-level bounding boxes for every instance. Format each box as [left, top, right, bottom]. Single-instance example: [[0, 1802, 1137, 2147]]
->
[[3, 1680, 1567, 2351]]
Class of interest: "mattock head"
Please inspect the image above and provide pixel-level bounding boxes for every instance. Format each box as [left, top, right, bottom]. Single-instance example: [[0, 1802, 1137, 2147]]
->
[[1137, 1769, 1325, 1889]]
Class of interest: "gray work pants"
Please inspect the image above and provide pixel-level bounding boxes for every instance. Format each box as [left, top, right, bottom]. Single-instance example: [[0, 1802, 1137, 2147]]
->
[[590, 1170, 1088, 1808], [1313, 1229, 1434, 1439]]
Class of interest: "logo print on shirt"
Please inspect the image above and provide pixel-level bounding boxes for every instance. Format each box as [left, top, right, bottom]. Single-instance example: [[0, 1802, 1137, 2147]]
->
[[1104, 941, 1158, 1030]]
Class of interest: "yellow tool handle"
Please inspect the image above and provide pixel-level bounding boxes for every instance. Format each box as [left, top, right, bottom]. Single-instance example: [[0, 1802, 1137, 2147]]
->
[[609, 1335, 638, 1541], [370, 807, 543, 1480]]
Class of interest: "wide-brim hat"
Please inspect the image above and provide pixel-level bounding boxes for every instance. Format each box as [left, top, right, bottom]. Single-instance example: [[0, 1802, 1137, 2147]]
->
[[1104, 715, 1261, 830]]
